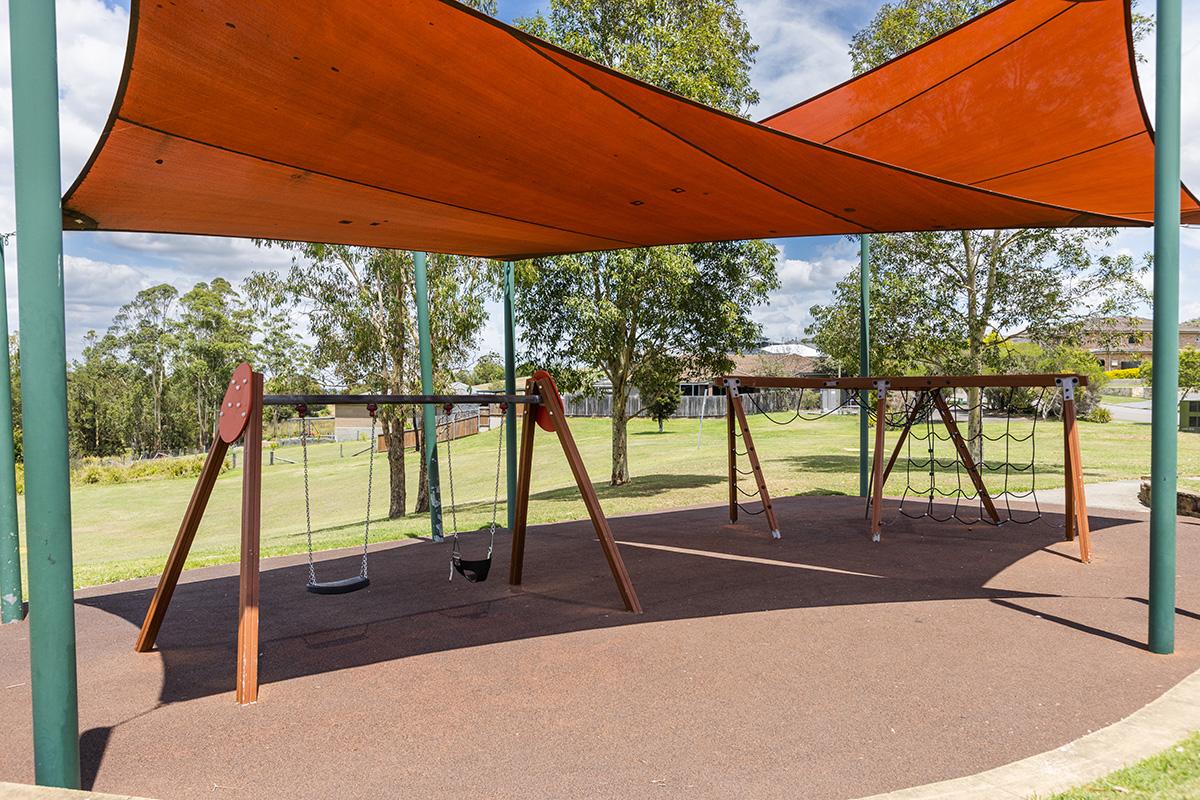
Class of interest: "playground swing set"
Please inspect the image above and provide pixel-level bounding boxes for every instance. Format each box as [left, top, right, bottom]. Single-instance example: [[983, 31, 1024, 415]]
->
[[720, 373, 1093, 563], [134, 363, 642, 704], [292, 399, 503, 594]]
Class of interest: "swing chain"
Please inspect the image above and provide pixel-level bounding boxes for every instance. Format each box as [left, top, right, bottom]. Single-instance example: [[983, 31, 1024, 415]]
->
[[297, 404, 318, 587], [443, 404, 459, 542], [487, 406, 506, 547], [361, 404, 378, 579]]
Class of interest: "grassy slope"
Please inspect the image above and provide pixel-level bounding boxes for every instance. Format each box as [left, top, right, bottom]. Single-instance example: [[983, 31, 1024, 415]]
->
[[17, 413, 1193, 588], [1040, 732, 1200, 799]]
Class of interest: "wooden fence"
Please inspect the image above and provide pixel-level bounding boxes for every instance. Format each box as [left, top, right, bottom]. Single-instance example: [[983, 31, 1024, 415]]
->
[[560, 389, 824, 419]]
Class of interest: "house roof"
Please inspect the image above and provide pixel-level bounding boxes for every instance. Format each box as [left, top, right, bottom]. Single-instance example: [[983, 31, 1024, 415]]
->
[[60, 0, 1197, 260]]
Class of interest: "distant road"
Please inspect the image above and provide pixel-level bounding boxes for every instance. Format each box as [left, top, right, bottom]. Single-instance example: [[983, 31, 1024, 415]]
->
[[1102, 399, 1152, 423]]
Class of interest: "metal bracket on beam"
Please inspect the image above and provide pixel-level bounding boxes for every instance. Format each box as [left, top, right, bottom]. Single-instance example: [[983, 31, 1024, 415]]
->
[[1055, 376, 1078, 402], [874, 379, 890, 392], [723, 377, 741, 397]]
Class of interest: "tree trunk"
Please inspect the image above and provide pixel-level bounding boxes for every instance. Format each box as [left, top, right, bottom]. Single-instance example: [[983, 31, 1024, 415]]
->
[[657, 418, 664, 433], [610, 381, 631, 485], [415, 413, 430, 512], [385, 414, 406, 518]]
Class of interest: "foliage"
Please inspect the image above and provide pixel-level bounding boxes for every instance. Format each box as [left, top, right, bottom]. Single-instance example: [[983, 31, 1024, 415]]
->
[[982, 342, 1107, 419], [516, 241, 777, 483], [518, 0, 760, 117], [1139, 349, 1200, 399], [72, 453, 233, 488], [65, 279, 265, 459], [1085, 405, 1112, 424], [1105, 367, 1141, 380], [636, 357, 684, 432], [251, 244, 487, 516], [515, 0, 775, 484]]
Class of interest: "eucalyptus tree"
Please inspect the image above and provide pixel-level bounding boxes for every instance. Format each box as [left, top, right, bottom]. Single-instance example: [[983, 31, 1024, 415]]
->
[[515, 0, 778, 485], [249, 246, 486, 518]]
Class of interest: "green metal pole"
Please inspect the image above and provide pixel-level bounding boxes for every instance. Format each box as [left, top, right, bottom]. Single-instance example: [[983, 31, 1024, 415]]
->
[[859, 234, 871, 497], [413, 252, 443, 541], [8, 0, 81, 785], [1148, 0, 1182, 655], [0, 240, 24, 625], [503, 261, 518, 531]]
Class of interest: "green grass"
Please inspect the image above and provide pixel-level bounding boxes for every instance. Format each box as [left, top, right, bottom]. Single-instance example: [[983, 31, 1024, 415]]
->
[[1038, 732, 1200, 799], [11, 412, 1188, 589]]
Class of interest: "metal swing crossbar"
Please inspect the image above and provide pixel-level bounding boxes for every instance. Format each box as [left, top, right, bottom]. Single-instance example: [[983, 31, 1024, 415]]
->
[[718, 373, 1092, 563], [132, 364, 642, 706]]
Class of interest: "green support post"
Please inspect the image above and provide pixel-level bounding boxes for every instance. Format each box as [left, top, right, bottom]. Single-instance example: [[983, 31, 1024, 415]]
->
[[0, 241, 24, 625], [1148, 0, 1182, 655], [413, 252, 443, 541], [859, 234, 871, 498], [8, 0, 81, 785], [503, 261, 518, 531]]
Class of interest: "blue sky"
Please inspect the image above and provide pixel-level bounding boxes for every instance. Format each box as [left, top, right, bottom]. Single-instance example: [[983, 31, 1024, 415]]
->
[[0, 0, 1197, 363]]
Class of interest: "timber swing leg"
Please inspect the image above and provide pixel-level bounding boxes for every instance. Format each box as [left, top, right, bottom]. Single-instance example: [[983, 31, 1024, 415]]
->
[[236, 370, 264, 704], [509, 371, 642, 613], [726, 385, 738, 524], [1059, 377, 1092, 563], [725, 379, 780, 538]]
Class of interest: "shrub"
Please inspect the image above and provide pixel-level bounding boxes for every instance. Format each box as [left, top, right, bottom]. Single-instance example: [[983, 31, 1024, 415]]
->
[[1084, 405, 1112, 423], [1105, 367, 1140, 380]]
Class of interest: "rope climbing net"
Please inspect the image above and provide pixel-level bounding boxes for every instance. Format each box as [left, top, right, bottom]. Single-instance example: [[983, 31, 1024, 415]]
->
[[720, 374, 1092, 560]]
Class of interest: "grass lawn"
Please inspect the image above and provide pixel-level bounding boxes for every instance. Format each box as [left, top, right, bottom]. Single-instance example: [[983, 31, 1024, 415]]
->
[[1040, 732, 1200, 799], [12, 411, 1188, 589]]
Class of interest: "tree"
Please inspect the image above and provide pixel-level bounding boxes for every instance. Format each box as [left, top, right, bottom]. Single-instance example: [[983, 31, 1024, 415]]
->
[[636, 358, 683, 433], [810, 0, 1151, 460], [1140, 350, 1200, 401], [174, 278, 257, 449], [518, 240, 776, 483], [68, 331, 139, 456], [516, 0, 778, 484], [111, 283, 179, 452], [251, 246, 486, 518]]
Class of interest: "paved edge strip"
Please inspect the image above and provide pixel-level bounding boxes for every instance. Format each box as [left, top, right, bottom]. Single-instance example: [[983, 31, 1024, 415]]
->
[[848, 665, 1200, 800], [0, 783, 153, 800]]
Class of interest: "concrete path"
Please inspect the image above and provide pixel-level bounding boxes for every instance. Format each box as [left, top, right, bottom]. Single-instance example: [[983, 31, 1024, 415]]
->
[[1039, 479, 1148, 514], [850, 665, 1200, 800]]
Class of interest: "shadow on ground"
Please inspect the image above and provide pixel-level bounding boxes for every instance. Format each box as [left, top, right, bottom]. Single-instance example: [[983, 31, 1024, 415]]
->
[[78, 495, 1134, 712]]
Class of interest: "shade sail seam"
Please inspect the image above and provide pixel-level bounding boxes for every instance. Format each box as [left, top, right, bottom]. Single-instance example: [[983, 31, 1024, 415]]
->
[[757, 0, 1027, 125], [970, 132, 1145, 185], [491, 7, 1146, 228], [509, 41, 874, 233], [108, 116, 650, 251], [820, 3, 1074, 147]]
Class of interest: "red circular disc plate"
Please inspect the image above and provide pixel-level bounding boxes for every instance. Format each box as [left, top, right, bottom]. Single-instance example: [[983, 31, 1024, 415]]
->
[[218, 363, 254, 443], [533, 370, 558, 432]]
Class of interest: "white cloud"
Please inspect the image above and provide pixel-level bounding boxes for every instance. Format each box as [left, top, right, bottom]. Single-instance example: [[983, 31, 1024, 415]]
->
[[753, 239, 858, 342], [743, 0, 856, 117]]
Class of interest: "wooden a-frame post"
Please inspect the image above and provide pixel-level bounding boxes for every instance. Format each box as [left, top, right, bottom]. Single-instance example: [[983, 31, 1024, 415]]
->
[[509, 371, 642, 613]]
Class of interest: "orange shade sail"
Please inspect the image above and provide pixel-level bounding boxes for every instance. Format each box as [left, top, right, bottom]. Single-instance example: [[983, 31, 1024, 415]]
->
[[61, 0, 1196, 260]]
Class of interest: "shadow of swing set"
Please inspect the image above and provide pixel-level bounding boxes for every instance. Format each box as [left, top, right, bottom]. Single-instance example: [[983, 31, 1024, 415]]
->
[[134, 362, 642, 705]]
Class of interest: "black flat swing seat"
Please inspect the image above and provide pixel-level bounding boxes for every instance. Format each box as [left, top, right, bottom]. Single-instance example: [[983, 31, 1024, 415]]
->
[[306, 575, 370, 595], [451, 555, 492, 583]]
